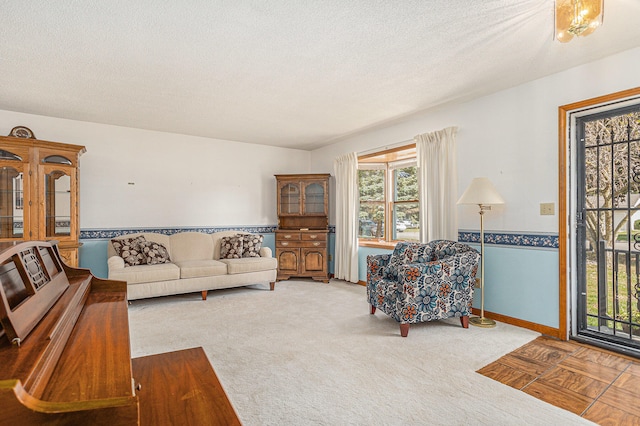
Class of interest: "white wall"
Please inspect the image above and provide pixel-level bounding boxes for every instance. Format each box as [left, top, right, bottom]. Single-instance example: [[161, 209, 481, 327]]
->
[[0, 111, 312, 229], [311, 46, 640, 330], [312, 46, 640, 234]]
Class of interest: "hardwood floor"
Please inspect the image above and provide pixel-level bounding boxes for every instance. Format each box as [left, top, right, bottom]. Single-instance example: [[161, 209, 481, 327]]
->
[[477, 336, 640, 425]]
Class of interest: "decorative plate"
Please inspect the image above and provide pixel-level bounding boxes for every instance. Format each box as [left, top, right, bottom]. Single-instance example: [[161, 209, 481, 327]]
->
[[9, 126, 35, 139]]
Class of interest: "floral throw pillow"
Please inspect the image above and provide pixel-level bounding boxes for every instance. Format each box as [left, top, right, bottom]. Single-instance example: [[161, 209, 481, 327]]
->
[[240, 234, 263, 258], [220, 236, 244, 259], [139, 240, 171, 265], [111, 236, 147, 267]]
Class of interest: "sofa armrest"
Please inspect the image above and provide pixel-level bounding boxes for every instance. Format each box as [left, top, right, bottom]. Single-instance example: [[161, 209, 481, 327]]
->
[[107, 255, 126, 272], [366, 253, 393, 309], [259, 247, 272, 258]]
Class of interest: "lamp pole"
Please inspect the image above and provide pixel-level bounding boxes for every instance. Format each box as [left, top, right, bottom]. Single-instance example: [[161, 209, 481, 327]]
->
[[469, 204, 496, 327]]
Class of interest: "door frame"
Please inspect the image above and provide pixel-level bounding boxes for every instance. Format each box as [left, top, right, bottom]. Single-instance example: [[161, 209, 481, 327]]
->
[[558, 87, 640, 341]]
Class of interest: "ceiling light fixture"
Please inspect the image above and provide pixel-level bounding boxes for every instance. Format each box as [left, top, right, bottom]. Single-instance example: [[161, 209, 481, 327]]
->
[[555, 0, 604, 43]]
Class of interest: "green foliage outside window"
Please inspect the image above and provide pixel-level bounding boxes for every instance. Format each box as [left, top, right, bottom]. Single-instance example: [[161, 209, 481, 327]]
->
[[358, 163, 419, 241]]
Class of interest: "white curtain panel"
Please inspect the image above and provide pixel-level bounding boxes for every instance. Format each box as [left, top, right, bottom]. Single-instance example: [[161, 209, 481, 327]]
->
[[333, 152, 359, 283], [415, 126, 459, 242]]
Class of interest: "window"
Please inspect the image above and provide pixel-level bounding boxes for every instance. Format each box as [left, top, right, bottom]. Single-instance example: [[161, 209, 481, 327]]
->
[[358, 145, 419, 244]]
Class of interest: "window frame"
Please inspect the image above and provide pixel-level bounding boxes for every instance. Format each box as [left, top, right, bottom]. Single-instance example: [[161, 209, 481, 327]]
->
[[358, 144, 418, 247]]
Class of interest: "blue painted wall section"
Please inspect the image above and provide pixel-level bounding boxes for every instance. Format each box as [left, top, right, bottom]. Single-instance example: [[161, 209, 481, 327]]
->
[[481, 245, 559, 328]]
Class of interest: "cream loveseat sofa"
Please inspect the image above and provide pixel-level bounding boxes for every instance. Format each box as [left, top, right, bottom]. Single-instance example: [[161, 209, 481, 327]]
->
[[107, 231, 277, 300]]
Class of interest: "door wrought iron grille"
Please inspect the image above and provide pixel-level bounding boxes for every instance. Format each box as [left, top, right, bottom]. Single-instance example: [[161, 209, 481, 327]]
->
[[576, 104, 640, 354]]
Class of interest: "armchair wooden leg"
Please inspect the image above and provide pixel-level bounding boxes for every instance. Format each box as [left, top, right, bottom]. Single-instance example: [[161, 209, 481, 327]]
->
[[460, 315, 469, 328], [270, 282, 275, 291], [201, 291, 207, 300], [370, 305, 376, 314], [400, 323, 409, 337]]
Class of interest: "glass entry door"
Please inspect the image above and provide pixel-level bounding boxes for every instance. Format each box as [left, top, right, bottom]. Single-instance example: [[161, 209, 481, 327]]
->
[[575, 104, 640, 354]]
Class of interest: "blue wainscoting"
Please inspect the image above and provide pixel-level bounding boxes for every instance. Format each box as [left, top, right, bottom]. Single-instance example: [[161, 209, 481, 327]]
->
[[479, 245, 559, 329], [79, 240, 110, 278]]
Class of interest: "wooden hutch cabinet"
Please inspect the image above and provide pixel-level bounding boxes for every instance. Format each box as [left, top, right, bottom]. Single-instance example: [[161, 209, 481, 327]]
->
[[275, 174, 330, 282], [0, 135, 85, 266]]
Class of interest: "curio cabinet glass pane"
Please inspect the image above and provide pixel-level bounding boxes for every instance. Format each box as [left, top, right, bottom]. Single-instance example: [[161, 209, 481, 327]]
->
[[45, 170, 71, 237], [280, 183, 300, 214], [0, 166, 25, 238], [304, 183, 325, 214]]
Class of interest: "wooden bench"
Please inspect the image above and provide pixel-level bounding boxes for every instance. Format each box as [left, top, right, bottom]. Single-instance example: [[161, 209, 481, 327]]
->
[[133, 347, 241, 426]]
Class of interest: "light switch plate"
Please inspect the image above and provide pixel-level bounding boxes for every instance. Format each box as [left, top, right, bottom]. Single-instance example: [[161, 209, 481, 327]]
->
[[540, 202, 555, 215]]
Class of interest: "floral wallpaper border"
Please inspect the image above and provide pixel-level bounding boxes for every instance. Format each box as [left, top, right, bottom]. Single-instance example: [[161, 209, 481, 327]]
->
[[458, 230, 558, 249], [80, 226, 557, 249], [80, 226, 280, 240]]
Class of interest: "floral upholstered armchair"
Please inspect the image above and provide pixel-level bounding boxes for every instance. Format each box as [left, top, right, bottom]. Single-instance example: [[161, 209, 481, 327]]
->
[[367, 240, 480, 337]]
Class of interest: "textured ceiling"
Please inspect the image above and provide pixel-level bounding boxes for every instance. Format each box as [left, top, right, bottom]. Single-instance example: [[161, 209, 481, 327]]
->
[[1, 1, 639, 150]]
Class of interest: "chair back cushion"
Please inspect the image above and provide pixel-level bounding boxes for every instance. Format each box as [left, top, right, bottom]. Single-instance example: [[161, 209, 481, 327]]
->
[[430, 240, 475, 260], [383, 240, 478, 281], [384, 242, 435, 280]]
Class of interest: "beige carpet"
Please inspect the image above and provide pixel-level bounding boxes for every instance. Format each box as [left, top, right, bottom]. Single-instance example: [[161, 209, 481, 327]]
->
[[128, 280, 593, 425]]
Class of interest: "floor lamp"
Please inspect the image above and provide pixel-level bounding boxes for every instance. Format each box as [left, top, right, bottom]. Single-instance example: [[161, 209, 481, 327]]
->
[[458, 177, 505, 328]]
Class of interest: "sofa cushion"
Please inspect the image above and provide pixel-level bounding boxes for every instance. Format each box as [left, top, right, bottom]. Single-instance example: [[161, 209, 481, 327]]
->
[[241, 234, 263, 258], [109, 262, 180, 284], [220, 235, 243, 259], [174, 260, 228, 279], [220, 257, 277, 274], [139, 240, 171, 265], [111, 236, 147, 267], [169, 232, 214, 262]]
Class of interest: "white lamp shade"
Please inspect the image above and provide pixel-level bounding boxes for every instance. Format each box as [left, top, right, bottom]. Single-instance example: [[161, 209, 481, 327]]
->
[[457, 177, 505, 205]]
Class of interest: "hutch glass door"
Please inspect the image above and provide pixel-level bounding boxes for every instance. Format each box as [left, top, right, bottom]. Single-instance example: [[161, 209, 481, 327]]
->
[[303, 182, 325, 214], [280, 183, 300, 215], [0, 162, 27, 239], [43, 165, 73, 238]]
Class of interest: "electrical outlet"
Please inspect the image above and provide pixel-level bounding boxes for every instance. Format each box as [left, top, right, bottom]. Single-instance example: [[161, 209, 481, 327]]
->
[[475, 278, 481, 288], [328, 254, 332, 261], [540, 202, 555, 215]]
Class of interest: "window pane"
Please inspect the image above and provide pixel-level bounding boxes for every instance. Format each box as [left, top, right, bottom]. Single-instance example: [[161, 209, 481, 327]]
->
[[394, 166, 417, 201], [394, 166, 419, 241], [358, 169, 384, 201], [359, 169, 385, 238], [359, 202, 385, 238], [394, 202, 419, 241]]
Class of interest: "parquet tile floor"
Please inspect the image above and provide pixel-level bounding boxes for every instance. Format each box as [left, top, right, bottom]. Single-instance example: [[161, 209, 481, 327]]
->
[[477, 336, 640, 425]]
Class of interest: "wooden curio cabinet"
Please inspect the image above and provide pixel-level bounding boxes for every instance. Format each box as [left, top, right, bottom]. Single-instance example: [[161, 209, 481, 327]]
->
[[275, 174, 329, 282], [0, 135, 85, 266]]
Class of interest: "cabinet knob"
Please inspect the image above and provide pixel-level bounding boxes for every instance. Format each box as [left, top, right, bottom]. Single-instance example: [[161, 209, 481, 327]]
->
[[281, 242, 289, 246], [313, 242, 320, 246], [310, 235, 317, 239], [284, 235, 292, 239]]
